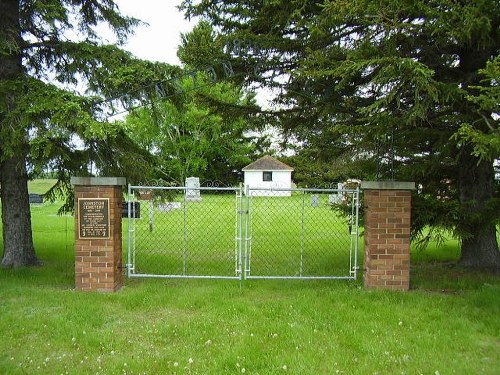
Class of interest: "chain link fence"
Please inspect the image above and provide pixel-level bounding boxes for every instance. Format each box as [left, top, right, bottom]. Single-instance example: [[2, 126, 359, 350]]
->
[[245, 187, 359, 279], [126, 185, 359, 281]]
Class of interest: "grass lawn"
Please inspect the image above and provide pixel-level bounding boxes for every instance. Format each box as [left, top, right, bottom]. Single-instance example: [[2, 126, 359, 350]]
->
[[0, 181, 499, 374]]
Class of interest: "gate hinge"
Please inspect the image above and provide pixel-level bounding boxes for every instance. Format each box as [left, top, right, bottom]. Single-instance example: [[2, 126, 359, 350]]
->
[[238, 210, 249, 214]]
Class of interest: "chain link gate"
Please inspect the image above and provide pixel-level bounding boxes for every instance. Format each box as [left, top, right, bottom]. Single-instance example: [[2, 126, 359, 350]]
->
[[126, 185, 359, 281], [127, 185, 244, 279], [243, 187, 359, 280]]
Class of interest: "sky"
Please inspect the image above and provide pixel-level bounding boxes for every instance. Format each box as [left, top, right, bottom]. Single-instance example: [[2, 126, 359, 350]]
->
[[109, 1, 275, 110], [114, 0, 195, 65]]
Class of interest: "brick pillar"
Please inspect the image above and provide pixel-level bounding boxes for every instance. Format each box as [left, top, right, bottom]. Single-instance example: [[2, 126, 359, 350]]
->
[[361, 181, 415, 291], [71, 177, 126, 292]]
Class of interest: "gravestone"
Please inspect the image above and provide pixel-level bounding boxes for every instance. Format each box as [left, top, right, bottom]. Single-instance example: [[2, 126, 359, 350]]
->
[[185, 177, 201, 202], [29, 193, 43, 204], [158, 202, 182, 212], [328, 182, 344, 205], [328, 194, 341, 204], [311, 195, 320, 207]]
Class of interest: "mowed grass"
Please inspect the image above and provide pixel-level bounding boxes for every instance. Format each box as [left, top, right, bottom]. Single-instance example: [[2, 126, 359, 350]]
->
[[0, 181, 499, 374]]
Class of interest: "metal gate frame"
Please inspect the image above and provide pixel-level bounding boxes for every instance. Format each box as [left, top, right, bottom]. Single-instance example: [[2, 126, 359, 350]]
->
[[126, 185, 360, 281], [127, 185, 243, 280], [242, 187, 360, 280]]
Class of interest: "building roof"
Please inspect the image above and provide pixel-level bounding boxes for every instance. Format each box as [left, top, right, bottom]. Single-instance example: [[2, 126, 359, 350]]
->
[[242, 155, 294, 171]]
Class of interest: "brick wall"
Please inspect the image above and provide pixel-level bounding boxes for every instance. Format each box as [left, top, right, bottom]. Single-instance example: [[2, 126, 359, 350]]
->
[[72, 178, 125, 292], [362, 182, 414, 291]]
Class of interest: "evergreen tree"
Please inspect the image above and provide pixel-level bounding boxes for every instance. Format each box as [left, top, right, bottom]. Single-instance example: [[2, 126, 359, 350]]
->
[[125, 74, 258, 185], [181, 0, 500, 269], [0, 0, 170, 266]]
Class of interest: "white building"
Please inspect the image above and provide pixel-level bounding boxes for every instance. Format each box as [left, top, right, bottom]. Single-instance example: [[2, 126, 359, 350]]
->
[[242, 155, 294, 196]]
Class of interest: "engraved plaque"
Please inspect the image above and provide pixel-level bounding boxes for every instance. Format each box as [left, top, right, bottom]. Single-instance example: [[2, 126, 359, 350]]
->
[[78, 198, 110, 239]]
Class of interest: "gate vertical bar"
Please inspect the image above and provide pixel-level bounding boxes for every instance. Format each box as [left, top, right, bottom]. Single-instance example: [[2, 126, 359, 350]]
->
[[347, 188, 360, 279], [182, 187, 187, 275], [133, 196, 137, 276], [235, 188, 239, 276], [244, 185, 251, 279], [349, 189, 354, 277], [300, 191, 305, 277], [127, 184, 133, 277], [235, 186, 243, 279], [353, 187, 360, 278]]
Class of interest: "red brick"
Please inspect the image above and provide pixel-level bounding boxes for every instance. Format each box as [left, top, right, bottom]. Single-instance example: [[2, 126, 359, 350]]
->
[[364, 187, 412, 291], [74, 184, 123, 292]]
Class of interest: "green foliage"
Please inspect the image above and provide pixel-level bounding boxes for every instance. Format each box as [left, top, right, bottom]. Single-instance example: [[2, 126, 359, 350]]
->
[[123, 21, 267, 185], [0, 1, 184, 186], [124, 73, 258, 185], [180, 0, 500, 266], [453, 56, 500, 160], [0, 1, 192, 265], [178, 21, 228, 70]]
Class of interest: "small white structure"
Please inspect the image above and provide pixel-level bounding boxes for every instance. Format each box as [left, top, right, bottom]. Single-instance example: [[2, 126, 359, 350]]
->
[[185, 176, 201, 201], [242, 155, 294, 196]]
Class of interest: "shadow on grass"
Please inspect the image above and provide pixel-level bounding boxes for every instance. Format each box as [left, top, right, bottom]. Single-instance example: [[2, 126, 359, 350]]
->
[[410, 261, 500, 293]]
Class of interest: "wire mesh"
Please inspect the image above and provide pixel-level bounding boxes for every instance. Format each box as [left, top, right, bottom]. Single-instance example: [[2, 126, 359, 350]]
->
[[245, 188, 359, 279], [127, 185, 359, 280], [127, 186, 241, 279]]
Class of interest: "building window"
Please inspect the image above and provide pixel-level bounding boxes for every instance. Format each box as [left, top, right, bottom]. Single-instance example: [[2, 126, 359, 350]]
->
[[263, 171, 273, 181]]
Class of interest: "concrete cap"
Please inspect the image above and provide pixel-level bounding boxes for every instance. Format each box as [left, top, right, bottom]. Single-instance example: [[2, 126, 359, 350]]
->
[[70, 177, 126, 186], [361, 181, 416, 190]]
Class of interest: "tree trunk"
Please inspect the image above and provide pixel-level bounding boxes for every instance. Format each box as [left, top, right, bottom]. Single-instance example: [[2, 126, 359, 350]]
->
[[455, 33, 500, 271], [0, 0, 38, 267], [1, 154, 38, 267], [457, 150, 500, 270]]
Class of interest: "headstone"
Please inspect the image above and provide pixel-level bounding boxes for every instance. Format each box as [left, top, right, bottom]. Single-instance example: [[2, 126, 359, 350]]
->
[[157, 202, 182, 212], [185, 177, 201, 202], [137, 190, 152, 200], [328, 194, 341, 204], [328, 182, 344, 205], [29, 193, 43, 204], [311, 195, 320, 207]]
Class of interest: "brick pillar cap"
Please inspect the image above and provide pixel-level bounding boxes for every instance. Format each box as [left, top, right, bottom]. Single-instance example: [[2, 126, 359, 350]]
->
[[71, 177, 126, 186], [361, 181, 416, 190]]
